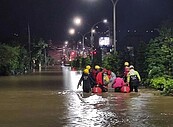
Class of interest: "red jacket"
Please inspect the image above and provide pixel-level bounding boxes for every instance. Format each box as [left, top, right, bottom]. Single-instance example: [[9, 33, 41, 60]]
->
[[92, 69, 99, 80], [124, 67, 130, 77], [96, 72, 103, 85]]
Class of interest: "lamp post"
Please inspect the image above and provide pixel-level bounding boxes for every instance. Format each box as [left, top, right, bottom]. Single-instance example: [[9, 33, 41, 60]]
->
[[73, 16, 85, 56], [110, 0, 119, 52], [27, 23, 32, 70], [78, 31, 91, 57], [87, 0, 119, 51], [90, 19, 108, 66], [90, 19, 108, 49]]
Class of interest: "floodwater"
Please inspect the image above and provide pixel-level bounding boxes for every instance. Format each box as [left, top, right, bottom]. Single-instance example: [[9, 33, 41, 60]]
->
[[0, 66, 172, 127]]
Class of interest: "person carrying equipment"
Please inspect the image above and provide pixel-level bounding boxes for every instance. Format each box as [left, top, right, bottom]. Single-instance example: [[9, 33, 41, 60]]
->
[[127, 65, 141, 92], [95, 68, 109, 92]]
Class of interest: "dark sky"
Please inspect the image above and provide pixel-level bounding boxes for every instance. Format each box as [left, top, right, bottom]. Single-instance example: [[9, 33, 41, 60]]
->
[[0, 0, 173, 45]]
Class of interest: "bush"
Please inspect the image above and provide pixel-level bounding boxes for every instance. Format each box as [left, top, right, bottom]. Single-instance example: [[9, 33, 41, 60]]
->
[[150, 76, 173, 95], [0, 44, 28, 75]]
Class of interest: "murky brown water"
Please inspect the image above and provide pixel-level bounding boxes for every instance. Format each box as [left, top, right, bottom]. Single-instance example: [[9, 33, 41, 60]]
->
[[0, 66, 172, 127]]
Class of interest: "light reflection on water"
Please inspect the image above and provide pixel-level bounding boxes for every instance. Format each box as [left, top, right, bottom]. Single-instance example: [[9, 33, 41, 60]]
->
[[0, 66, 172, 127], [62, 67, 83, 91], [53, 90, 173, 127]]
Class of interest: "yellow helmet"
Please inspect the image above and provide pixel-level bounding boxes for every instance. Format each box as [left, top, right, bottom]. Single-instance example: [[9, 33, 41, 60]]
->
[[95, 65, 100, 70], [124, 62, 129, 66], [86, 65, 91, 70], [83, 69, 89, 74]]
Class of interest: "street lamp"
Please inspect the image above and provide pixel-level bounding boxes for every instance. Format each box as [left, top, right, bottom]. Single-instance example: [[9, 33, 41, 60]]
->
[[73, 17, 85, 51], [69, 28, 75, 35], [86, 0, 119, 52], [64, 41, 68, 46], [78, 31, 91, 50], [90, 19, 108, 66], [73, 16, 82, 26], [78, 31, 91, 57], [90, 19, 108, 48]]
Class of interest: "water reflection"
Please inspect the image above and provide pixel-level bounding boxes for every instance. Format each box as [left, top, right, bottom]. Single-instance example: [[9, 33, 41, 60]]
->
[[62, 67, 82, 91], [0, 66, 172, 127]]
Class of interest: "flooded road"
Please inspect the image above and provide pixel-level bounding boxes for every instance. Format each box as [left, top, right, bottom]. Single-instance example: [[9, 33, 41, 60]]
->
[[0, 66, 172, 127]]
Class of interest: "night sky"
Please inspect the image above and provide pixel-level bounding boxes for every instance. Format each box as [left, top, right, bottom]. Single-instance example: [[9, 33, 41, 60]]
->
[[0, 0, 173, 46]]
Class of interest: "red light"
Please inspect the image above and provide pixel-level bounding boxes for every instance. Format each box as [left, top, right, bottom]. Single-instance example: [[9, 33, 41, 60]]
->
[[71, 51, 75, 55], [93, 51, 96, 55]]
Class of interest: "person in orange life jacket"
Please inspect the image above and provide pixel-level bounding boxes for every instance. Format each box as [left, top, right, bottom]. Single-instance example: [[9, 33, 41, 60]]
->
[[127, 65, 141, 92], [112, 74, 125, 92], [107, 70, 116, 86], [123, 62, 130, 82], [77, 69, 96, 93], [96, 68, 109, 92]]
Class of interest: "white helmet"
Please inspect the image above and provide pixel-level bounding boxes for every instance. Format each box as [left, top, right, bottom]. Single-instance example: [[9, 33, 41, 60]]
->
[[129, 65, 134, 69]]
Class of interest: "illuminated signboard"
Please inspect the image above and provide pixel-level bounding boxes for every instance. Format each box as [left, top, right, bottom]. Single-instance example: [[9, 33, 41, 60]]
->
[[99, 37, 110, 46]]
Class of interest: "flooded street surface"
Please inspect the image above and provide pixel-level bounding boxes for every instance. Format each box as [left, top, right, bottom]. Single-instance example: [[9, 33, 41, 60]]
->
[[0, 66, 173, 127]]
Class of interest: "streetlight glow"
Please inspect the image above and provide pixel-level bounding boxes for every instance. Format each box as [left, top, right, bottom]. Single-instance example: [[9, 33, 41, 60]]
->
[[69, 28, 75, 35], [73, 17, 82, 26], [103, 19, 108, 23], [91, 29, 95, 33], [64, 41, 68, 45]]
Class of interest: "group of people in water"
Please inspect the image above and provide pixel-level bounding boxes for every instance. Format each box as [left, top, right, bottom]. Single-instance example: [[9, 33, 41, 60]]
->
[[77, 62, 141, 93]]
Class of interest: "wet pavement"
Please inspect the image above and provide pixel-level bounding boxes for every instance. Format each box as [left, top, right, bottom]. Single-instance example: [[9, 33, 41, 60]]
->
[[0, 66, 172, 127]]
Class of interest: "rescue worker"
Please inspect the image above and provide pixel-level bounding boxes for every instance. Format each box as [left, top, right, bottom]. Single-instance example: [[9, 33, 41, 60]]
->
[[112, 74, 125, 92], [95, 68, 109, 92], [127, 65, 141, 92], [86, 65, 95, 88], [91, 65, 101, 81], [124, 62, 130, 82], [86, 65, 91, 70], [77, 69, 95, 93], [107, 70, 116, 86]]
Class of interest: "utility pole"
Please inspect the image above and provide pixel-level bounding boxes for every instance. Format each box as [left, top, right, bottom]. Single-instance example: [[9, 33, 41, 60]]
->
[[110, 0, 119, 52], [90, 28, 94, 67], [28, 23, 32, 70]]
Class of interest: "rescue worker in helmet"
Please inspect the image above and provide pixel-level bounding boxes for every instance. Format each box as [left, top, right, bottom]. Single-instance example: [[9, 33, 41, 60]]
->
[[86, 65, 91, 70], [127, 65, 141, 92], [77, 68, 96, 93], [123, 62, 130, 82], [95, 68, 109, 92], [86, 65, 95, 88], [91, 65, 101, 81]]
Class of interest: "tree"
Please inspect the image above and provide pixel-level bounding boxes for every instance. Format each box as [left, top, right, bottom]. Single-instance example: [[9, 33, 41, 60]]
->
[[102, 52, 120, 74], [135, 41, 147, 80], [0, 44, 25, 75], [145, 23, 173, 94], [32, 38, 48, 68]]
